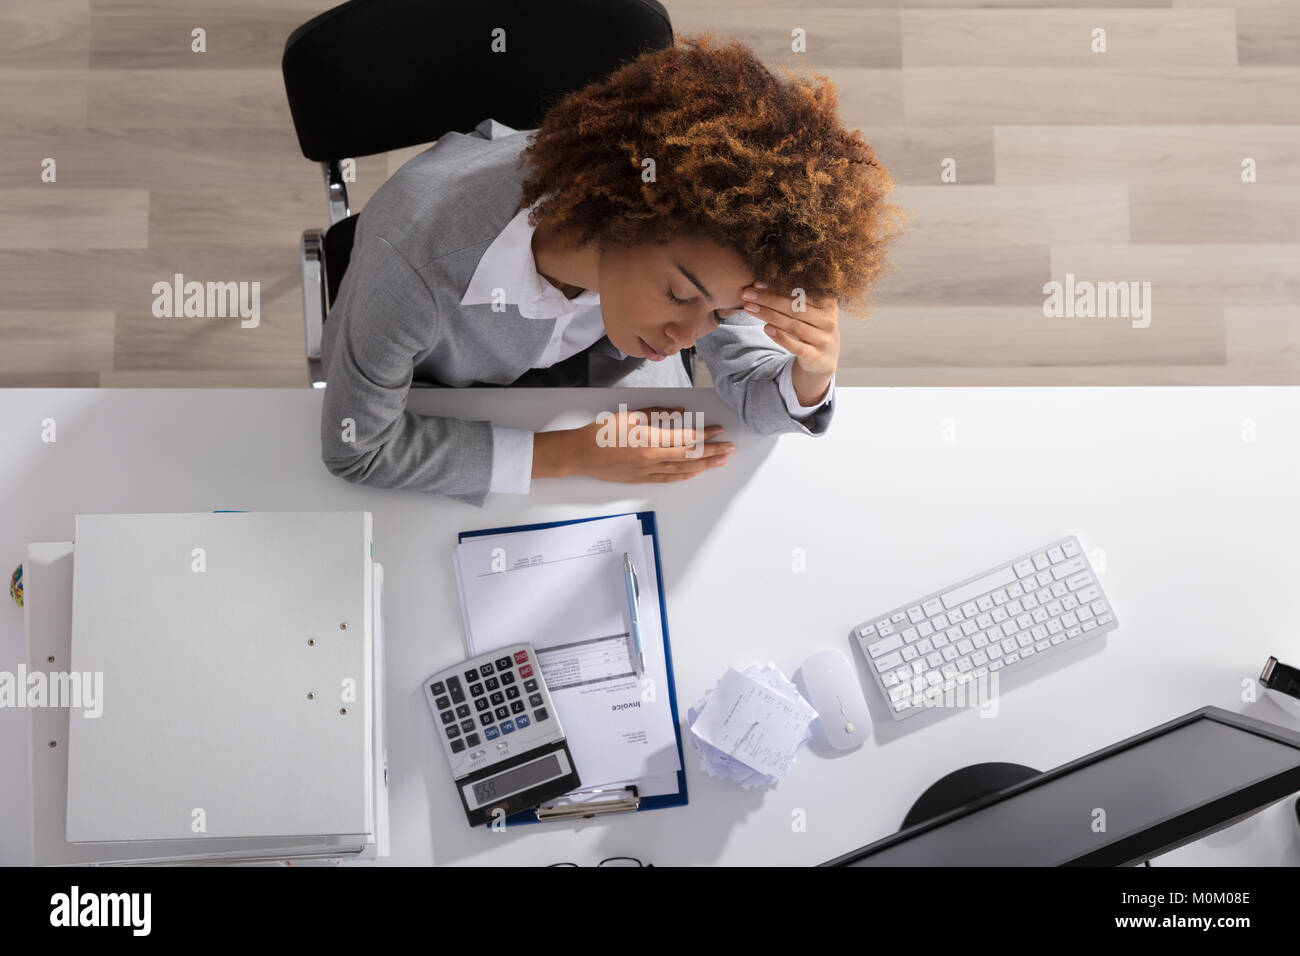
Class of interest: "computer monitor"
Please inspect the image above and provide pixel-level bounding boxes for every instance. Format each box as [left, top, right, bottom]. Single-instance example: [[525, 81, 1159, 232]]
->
[[824, 707, 1300, 866]]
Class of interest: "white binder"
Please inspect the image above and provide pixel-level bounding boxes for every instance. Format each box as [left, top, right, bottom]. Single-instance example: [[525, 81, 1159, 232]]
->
[[21, 511, 388, 865]]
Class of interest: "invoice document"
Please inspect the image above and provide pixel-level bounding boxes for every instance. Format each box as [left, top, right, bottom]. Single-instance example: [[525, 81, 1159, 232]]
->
[[454, 514, 681, 795]]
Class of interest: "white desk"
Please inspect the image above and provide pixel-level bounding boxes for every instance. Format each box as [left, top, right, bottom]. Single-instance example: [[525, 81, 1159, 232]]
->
[[2, 386, 1298, 866]]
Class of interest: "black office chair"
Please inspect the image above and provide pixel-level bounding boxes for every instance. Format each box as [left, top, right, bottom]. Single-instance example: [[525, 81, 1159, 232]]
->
[[282, 0, 695, 388]]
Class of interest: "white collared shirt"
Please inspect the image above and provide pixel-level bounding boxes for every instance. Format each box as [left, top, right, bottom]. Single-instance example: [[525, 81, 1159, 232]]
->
[[460, 203, 834, 494]]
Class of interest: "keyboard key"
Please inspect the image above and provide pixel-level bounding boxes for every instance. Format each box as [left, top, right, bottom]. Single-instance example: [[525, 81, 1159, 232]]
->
[[450, 738, 465, 753], [1022, 645, 1036, 657], [506, 686, 520, 700], [1036, 571, 1053, 587], [464, 667, 479, 682], [875, 651, 903, 672], [455, 704, 470, 719], [534, 707, 549, 722], [1035, 640, 1050, 652], [988, 643, 1003, 659], [434, 695, 450, 710], [917, 621, 934, 638], [500, 671, 515, 686], [430, 681, 445, 696], [1047, 546, 1065, 563], [439, 710, 455, 725], [524, 679, 539, 693], [1014, 559, 1035, 578], [918, 639, 934, 655], [942, 567, 1018, 610], [902, 645, 919, 661], [926, 652, 943, 668], [460, 719, 475, 732], [466, 733, 480, 747], [468, 683, 483, 697], [516, 715, 531, 729], [1032, 552, 1050, 570], [479, 662, 494, 676], [485, 677, 500, 691], [500, 720, 516, 735], [495, 706, 509, 720], [1083, 620, 1098, 632], [514, 650, 529, 664], [495, 656, 513, 671], [490, 691, 504, 706], [1066, 574, 1093, 591], [957, 658, 973, 673], [1062, 539, 1081, 557], [484, 726, 499, 740], [529, 693, 544, 708], [1092, 600, 1108, 615], [976, 596, 994, 612], [1017, 633, 1033, 648], [1097, 613, 1114, 626], [475, 698, 489, 711], [1002, 638, 1018, 654], [882, 671, 899, 687], [922, 598, 944, 617], [511, 701, 525, 715], [1050, 635, 1065, 646], [480, 712, 494, 725], [446, 725, 460, 739], [891, 612, 908, 624], [942, 646, 959, 662], [907, 606, 926, 624], [1051, 557, 1087, 580], [519, 664, 534, 679], [902, 627, 919, 643], [1066, 626, 1083, 639]]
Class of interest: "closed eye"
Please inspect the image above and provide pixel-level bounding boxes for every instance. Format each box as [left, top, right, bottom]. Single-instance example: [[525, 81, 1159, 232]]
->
[[666, 287, 731, 325]]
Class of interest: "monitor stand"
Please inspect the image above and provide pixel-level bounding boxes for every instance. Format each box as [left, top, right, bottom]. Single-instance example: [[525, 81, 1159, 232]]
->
[[901, 762, 1040, 830]]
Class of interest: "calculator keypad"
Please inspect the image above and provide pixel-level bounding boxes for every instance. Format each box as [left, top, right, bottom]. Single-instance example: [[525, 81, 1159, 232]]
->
[[431, 646, 553, 756]]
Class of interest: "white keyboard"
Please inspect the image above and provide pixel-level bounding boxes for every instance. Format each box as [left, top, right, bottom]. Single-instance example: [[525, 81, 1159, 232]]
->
[[853, 536, 1118, 721]]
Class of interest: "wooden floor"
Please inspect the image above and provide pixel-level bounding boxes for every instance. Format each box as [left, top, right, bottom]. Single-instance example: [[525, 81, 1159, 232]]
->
[[2, 0, 1298, 387]]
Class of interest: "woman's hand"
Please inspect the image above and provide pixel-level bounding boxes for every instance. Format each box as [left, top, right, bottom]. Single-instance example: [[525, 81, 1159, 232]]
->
[[533, 406, 733, 483], [740, 282, 840, 404]]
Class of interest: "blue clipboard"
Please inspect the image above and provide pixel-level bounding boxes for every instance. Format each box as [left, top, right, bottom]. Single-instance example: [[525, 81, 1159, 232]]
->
[[457, 510, 688, 824]]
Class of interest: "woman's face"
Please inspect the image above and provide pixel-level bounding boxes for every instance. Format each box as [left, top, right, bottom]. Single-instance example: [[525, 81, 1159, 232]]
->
[[596, 236, 756, 362]]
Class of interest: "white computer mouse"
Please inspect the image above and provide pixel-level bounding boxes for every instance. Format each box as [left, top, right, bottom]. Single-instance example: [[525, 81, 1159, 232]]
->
[[800, 649, 872, 750]]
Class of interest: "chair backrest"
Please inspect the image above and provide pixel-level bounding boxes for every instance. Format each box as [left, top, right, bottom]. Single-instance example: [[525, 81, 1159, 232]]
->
[[283, 0, 674, 162]]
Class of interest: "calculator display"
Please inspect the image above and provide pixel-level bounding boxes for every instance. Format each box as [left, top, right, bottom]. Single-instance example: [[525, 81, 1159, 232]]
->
[[470, 753, 564, 807]]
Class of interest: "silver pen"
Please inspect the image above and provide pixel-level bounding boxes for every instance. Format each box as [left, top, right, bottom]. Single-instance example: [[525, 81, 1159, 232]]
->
[[622, 552, 645, 675]]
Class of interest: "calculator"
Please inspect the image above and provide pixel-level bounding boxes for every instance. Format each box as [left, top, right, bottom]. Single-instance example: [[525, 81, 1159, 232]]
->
[[424, 642, 581, 827]]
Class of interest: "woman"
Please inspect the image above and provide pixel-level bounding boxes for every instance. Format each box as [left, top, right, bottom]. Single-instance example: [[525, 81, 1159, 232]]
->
[[320, 33, 898, 506]]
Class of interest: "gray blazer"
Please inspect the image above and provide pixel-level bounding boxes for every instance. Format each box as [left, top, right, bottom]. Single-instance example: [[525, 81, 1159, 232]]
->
[[320, 128, 834, 506]]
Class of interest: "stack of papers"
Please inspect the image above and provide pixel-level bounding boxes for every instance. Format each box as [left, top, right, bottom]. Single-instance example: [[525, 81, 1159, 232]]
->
[[453, 514, 682, 800], [688, 664, 818, 789]]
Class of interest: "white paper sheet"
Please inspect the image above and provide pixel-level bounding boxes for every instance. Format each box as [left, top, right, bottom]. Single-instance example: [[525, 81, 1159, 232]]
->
[[691, 667, 817, 779], [455, 515, 681, 791]]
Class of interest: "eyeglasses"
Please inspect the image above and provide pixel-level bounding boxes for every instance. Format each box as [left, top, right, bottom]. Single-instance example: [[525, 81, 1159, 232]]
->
[[548, 857, 652, 867]]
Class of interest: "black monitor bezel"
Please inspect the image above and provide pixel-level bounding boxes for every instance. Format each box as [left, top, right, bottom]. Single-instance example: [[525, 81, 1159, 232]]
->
[[822, 706, 1300, 867]]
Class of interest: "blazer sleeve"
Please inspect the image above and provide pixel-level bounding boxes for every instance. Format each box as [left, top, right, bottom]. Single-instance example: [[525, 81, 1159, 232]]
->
[[320, 235, 496, 507], [695, 313, 835, 436]]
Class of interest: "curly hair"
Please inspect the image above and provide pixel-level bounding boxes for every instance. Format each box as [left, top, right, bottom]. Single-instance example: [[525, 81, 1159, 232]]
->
[[516, 32, 901, 316]]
